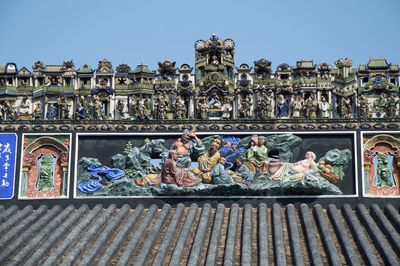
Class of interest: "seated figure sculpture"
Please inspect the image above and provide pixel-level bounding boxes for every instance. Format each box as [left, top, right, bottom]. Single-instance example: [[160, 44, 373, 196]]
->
[[235, 158, 255, 185], [19, 96, 32, 116], [157, 150, 201, 187], [210, 157, 235, 185], [192, 138, 221, 183], [169, 129, 205, 168]]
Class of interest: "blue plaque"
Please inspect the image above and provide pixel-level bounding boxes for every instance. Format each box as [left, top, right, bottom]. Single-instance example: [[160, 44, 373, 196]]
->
[[0, 134, 17, 199]]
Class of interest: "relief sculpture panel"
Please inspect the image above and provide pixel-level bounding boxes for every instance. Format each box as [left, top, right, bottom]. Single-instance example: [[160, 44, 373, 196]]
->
[[75, 131, 356, 198]]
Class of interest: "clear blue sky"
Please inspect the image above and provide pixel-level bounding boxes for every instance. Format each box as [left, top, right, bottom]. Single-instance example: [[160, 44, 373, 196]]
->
[[1, 0, 399, 70]]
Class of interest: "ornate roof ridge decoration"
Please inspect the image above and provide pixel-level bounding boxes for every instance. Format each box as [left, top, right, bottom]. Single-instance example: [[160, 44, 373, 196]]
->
[[131, 62, 155, 75], [17, 66, 32, 74], [276, 63, 292, 73], [358, 64, 367, 73], [254, 59, 272, 79], [294, 60, 317, 71], [1, 63, 18, 74], [115, 64, 131, 79], [389, 64, 399, 72], [76, 64, 94, 74], [318, 62, 331, 69], [157, 60, 176, 80], [178, 64, 192, 74], [367, 58, 389, 70], [61, 60, 75, 71], [336, 58, 353, 68], [16, 67, 33, 80], [194, 34, 236, 99], [97, 59, 113, 74], [32, 60, 45, 73], [237, 63, 251, 73], [317, 63, 332, 83], [1, 35, 399, 127], [116, 64, 131, 74], [332, 58, 357, 96], [42, 65, 64, 74], [1, 58, 399, 80]]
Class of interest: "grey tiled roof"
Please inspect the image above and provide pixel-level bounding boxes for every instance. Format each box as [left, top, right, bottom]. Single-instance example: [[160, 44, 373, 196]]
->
[[43, 65, 63, 73], [0, 203, 399, 265], [368, 58, 389, 69]]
